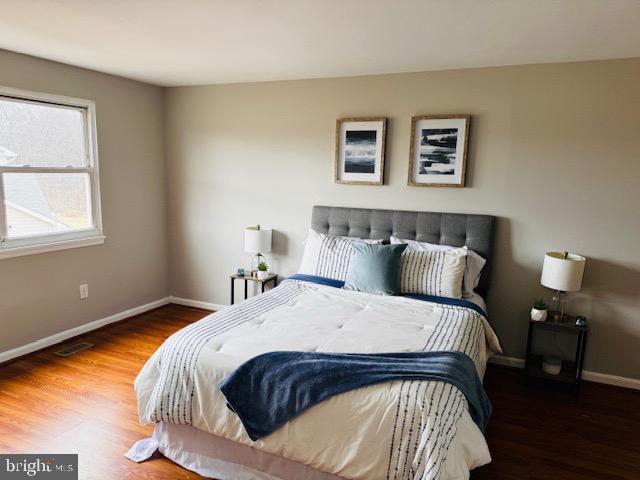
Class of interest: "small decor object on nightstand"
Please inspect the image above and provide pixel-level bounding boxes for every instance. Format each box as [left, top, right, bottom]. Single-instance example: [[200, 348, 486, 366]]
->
[[540, 251, 586, 320], [575, 315, 587, 327], [256, 260, 269, 280], [530, 298, 548, 322], [542, 357, 562, 375], [237, 268, 245, 277], [244, 225, 272, 276]]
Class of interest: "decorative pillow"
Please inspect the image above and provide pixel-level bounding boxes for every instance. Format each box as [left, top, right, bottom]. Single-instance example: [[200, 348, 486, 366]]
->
[[390, 237, 486, 297], [398, 246, 467, 298], [343, 243, 408, 295], [298, 229, 383, 281]]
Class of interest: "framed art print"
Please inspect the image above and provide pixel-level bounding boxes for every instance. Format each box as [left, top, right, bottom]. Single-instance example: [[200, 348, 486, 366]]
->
[[335, 117, 386, 185], [408, 115, 470, 187]]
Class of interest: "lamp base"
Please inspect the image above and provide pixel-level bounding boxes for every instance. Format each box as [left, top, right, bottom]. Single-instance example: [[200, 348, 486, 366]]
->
[[251, 253, 269, 277], [551, 290, 569, 319]]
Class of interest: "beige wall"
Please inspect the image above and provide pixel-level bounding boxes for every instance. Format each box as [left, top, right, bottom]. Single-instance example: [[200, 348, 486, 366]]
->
[[165, 59, 640, 379], [0, 50, 169, 353], [1, 50, 636, 380]]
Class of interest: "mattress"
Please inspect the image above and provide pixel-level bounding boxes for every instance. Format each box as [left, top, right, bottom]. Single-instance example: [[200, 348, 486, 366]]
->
[[133, 278, 501, 480]]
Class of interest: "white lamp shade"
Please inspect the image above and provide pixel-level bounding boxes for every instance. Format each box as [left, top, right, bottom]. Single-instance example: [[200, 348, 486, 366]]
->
[[541, 251, 586, 292], [244, 227, 272, 254]]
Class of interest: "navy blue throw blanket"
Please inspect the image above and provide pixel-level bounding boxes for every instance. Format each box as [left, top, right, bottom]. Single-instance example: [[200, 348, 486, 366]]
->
[[219, 350, 491, 441]]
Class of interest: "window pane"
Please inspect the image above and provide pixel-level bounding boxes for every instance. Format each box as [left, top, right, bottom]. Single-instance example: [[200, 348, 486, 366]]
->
[[2, 173, 92, 238], [0, 98, 87, 167]]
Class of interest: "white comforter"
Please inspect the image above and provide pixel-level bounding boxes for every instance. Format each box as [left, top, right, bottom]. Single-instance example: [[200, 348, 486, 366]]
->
[[135, 279, 501, 480]]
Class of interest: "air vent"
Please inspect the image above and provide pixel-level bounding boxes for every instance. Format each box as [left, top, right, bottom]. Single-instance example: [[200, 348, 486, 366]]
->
[[54, 342, 93, 357]]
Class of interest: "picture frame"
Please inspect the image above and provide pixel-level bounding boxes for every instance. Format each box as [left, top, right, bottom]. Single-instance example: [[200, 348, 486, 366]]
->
[[408, 115, 470, 187], [335, 117, 387, 185]]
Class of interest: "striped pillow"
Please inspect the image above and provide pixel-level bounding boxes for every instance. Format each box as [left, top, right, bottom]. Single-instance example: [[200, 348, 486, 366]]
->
[[399, 247, 467, 298], [298, 230, 382, 281], [390, 237, 486, 297]]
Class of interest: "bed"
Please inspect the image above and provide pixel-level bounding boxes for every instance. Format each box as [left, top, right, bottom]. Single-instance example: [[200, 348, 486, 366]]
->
[[128, 206, 500, 480]]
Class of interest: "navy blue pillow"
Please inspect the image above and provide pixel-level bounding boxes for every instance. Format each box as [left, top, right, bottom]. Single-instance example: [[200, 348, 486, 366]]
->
[[343, 243, 408, 295]]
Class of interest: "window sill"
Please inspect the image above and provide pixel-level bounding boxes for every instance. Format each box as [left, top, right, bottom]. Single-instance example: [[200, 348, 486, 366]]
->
[[0, 235, 105, 260]]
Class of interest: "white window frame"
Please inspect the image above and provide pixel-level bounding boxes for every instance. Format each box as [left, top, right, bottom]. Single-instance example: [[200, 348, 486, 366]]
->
[[0, 86, 104, 260]]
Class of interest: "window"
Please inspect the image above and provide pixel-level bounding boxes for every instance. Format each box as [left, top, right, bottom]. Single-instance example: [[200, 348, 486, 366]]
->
[[0, 86, 104, 259]]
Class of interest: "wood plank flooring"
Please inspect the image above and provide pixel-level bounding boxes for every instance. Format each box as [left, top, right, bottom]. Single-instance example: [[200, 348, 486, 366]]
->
[[0, 304, 638, 479], [474, 364, 640, 479], [0, 304, 207, 479]]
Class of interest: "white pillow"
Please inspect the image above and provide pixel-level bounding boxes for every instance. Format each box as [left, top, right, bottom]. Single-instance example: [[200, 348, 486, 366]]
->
[[390, 237, 486, 297], [399, 246, 467, 298], [298, 229, 382, 281]]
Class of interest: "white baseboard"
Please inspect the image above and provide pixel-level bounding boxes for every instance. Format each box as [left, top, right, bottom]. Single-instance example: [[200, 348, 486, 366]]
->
[[489, 354, 640, 390], [0, 297, 171, 364], [582, 370, 640, 390], [169, 296, 225, 312], [489, 354, 525, 368]]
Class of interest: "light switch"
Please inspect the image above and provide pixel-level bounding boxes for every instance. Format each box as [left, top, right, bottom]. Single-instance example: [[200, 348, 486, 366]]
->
[[79, 284, 89, 300]]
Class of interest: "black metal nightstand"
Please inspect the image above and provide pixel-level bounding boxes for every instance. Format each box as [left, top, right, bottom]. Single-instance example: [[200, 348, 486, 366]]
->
[[524, 314, 589, 395], [230, 273, 278, 305]]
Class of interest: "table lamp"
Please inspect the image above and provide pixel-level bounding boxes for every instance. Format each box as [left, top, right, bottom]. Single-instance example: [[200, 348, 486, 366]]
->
[[540, 251, 586, 320], [244, 225, 272, 276]]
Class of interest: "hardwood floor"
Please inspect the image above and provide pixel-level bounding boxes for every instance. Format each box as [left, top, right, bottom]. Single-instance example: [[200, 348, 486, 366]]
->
[[474, 365, 640, 480], [0, 304, 207, 479], [0, 304, 638, 479]]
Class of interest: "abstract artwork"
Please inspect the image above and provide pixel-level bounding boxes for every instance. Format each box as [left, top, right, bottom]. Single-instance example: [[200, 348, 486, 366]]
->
[[335, 117, 386, 185], [408, 115, 470, 187]]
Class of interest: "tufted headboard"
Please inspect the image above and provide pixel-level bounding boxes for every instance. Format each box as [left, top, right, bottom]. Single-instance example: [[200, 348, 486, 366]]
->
[[311, 205, 496, 296]]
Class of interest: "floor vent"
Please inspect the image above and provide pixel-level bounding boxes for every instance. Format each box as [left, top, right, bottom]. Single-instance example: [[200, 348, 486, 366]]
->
[[54, 342, 93, 357]]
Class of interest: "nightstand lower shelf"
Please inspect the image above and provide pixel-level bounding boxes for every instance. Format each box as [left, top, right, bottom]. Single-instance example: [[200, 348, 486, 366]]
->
[[525, 354, 579, 385]]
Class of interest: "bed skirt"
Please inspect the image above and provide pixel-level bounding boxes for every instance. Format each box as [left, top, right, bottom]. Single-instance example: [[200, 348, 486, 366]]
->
[[126, 422, 346, 480]]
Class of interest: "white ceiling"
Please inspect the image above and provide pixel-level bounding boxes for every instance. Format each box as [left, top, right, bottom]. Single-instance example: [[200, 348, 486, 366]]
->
[[1, 0, 639, 87]]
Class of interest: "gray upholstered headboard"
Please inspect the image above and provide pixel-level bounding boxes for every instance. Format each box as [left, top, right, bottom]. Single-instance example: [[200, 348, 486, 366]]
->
[[311, 205, 496, 296]]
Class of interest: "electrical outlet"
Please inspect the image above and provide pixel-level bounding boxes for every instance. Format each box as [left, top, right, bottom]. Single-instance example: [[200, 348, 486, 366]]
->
[[79, 284, 89, 300]]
